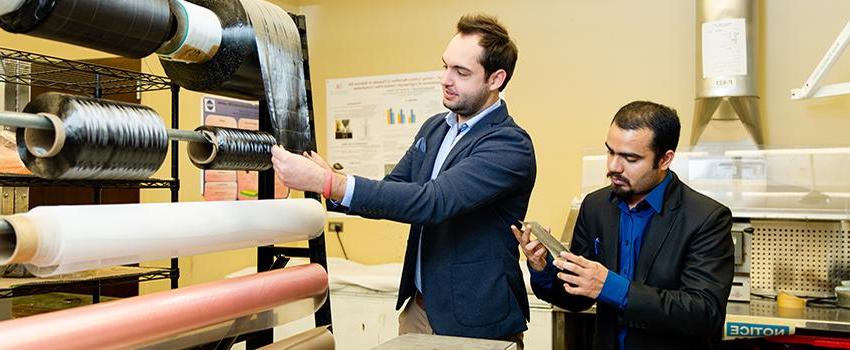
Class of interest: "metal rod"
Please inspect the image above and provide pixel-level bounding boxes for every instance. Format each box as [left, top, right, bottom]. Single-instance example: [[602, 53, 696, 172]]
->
[[0, 111, 209, 143], [166, 128, 207, 143], [0, 111, 53, 130]]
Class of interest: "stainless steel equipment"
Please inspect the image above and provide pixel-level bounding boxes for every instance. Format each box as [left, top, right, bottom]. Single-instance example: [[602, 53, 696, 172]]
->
[[693, 0, 763, 147]]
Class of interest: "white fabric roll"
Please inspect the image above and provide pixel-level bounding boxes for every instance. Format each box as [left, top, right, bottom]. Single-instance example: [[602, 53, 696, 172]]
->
[[157, 0, 223, 63], [0, 199, 325, 276], [0, 0, 26, 16]]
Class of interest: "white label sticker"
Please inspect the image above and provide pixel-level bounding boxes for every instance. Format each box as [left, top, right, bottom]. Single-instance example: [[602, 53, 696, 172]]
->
[[702, 18, 748, 78]]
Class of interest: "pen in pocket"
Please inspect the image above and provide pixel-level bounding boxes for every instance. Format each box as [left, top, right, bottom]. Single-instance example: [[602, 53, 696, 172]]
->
[[593, 237, 600, 255]]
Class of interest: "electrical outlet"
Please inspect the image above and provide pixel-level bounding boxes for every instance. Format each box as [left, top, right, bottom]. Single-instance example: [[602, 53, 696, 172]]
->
[[329, 222, 343, 232]]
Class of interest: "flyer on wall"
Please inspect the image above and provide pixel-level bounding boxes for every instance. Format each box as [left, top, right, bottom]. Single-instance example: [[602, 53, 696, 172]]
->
[[201, 95, 289, 201]]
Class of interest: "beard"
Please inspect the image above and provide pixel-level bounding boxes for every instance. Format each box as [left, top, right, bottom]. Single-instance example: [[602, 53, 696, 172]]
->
[[608, 172, 633, 198], [443, 86, 490, 117], [608, 171, 660, 201]]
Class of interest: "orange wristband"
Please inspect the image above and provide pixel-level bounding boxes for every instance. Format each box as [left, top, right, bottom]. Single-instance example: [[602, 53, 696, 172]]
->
[[322, 170, 333, 198]]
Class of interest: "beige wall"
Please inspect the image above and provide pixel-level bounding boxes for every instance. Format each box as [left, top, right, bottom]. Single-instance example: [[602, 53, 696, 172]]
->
[[2, 0, 850, 286], [297, 0, 850, 264]]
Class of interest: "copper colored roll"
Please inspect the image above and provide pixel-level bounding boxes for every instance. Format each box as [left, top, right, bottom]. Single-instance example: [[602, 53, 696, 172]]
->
[[0, 264, 328, 350], [259, 327, 335, 350]]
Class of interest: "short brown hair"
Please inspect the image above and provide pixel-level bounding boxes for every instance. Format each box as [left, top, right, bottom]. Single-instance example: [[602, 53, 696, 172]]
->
[[457, 14, 518, 91]]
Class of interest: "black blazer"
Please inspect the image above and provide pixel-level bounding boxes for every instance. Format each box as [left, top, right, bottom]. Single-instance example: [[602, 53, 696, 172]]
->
[[531, 172, 733, 350], [333, 102, 537, 339]]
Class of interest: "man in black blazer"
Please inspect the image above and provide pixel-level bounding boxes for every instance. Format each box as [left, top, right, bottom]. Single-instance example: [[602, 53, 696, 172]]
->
[[272, 15, 535, 347], [513, 101, 733, 350]]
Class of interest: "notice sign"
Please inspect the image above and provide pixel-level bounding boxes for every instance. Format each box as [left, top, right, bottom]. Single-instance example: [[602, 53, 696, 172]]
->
[[725, 322, 793, 339]]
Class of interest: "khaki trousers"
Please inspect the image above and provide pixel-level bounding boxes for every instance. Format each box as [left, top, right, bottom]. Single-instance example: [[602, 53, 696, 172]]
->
[[398, 293, 524, 350]]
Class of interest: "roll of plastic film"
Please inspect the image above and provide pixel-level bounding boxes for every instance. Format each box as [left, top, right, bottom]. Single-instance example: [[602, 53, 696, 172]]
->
[[160, 0, 265, 100], [188, 126, 275, 171], [0, 198, 326, 276], [17, 92, 168, 180], [157, 0, 223, 64], [240, 0, 313, 153], [0, 0, 174, 58]]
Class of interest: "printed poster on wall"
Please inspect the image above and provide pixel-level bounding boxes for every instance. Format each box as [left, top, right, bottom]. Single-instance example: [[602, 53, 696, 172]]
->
[[325, 71, 445, 180], [201, 95, 289, 201]]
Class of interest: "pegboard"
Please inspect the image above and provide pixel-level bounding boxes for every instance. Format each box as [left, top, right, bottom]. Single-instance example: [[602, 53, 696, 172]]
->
[[751, 219, 850, 298]]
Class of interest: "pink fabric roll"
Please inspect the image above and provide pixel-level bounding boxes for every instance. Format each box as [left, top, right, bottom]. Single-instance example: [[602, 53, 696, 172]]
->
[[0, 264, 328, 350]]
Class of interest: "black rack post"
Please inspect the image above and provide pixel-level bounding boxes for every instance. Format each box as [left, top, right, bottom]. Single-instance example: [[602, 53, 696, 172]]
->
[[92, 72, 103, 302], [250, 98, 277, 349], [170, 83, 181, 289], [296, 13, 332, 329], [248, 14, 330, 349]]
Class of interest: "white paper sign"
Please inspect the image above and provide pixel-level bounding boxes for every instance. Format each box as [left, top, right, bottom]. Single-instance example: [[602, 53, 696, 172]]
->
[[702, 18, 748, 78], [326, 71, 445, 180]]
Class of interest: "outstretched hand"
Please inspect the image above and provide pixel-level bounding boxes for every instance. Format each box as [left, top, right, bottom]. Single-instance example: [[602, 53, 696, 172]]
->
[[511, 223, 549, 272]]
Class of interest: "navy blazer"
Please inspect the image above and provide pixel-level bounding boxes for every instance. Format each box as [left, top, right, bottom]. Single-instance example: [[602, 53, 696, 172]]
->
[[332, 102, 536, 339], [531, 172, 733, 350]]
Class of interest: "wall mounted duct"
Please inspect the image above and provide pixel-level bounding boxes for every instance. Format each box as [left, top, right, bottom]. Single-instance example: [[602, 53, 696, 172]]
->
[[693, 0, 764, 147]]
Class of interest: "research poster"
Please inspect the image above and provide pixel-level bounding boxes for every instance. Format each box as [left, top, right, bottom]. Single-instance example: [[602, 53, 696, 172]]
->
[[325, 71, 445, 179]]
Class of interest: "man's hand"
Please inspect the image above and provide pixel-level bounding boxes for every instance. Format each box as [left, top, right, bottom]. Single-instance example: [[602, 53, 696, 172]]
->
[[511, 224, 549, 272], [553, 251, 609, 299], [303, 150, 334, 173], [271, 145, 326, 194]]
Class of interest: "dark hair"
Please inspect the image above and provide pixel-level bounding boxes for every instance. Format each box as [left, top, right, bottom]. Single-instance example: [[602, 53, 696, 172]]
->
[[456, 14, 518, 92], [611, 101, 681, 166]]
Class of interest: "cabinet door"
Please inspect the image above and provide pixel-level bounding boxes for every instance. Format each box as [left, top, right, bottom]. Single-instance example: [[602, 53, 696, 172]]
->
[[331, 292, 400, 350]]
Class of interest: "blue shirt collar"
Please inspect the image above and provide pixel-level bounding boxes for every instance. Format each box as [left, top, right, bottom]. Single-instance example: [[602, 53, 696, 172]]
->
[[612, 171, 673, 213], [444, 99, 502, 132], [644, 171, 672, 213]]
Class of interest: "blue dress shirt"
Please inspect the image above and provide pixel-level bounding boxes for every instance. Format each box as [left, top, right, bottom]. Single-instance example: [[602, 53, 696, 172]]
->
[[601, 171, 671, 349], [529, 171, 671, 350]]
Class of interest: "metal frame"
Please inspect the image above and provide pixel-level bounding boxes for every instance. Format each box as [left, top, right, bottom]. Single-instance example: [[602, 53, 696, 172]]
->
[[0, 47, 181, 301], [0, 267, 175, 299], [0, 175, 177, 189], [244, 13, 330, 349], [791, 19, 850, 99], [0, 48, 172, 96]]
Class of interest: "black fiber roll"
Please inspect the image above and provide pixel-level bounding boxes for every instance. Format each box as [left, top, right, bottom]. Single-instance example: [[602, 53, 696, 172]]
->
[[18, 92, 168, 180], [163, 0, 312, 154], [240, 0, 312, 154], [160, 0, 264, 100], [0, 0, 54, 33], [0, 0, 174, 58], [187, 126, 275, 171]]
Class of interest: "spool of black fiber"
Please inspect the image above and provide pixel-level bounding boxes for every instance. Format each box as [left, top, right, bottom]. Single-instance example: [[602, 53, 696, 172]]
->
[[159, 0, 265, 100], [0, 0, 174, 58], [187, 126, 275, 171], [18, 92, 168, 180]]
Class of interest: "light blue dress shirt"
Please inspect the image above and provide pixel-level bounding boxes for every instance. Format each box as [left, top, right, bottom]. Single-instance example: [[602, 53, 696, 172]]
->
[[342, 99, 503, 292]]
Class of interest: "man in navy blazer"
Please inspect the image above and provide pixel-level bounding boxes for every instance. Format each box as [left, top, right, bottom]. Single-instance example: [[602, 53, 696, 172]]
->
[[272, 14, 536, 347]]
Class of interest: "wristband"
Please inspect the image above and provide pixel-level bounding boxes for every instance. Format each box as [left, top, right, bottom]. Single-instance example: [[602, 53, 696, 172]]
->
[[322, 170, 333, 198]]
